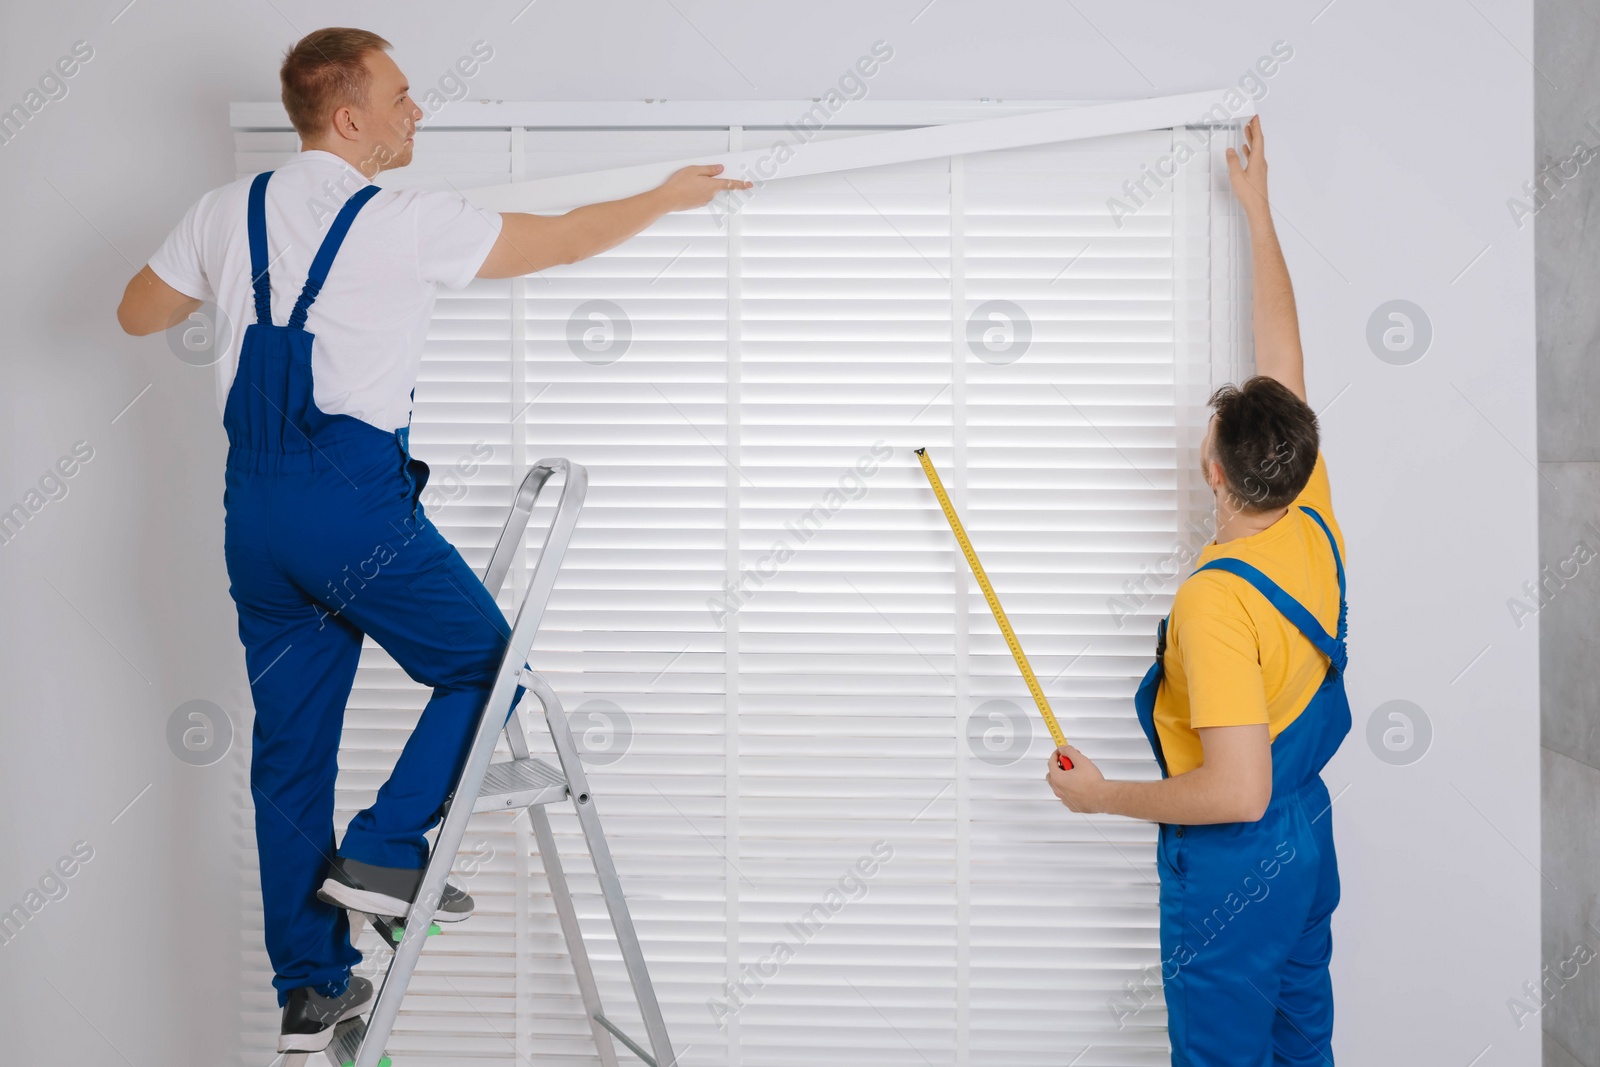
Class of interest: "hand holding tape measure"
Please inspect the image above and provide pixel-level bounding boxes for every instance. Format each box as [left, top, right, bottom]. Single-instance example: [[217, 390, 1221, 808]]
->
[[916, 448, 1073, 772]]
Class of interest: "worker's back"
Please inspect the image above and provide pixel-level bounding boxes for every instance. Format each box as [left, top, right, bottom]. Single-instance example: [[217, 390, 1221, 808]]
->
[[1153, 450, 1346, 776], [147, 149, 502, 433]]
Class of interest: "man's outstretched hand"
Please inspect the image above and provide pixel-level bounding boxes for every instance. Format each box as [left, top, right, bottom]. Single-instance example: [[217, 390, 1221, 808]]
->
[[479, 163, 756, 278], [1225, 114, 1270, 219], [658, 163, 754, 212]]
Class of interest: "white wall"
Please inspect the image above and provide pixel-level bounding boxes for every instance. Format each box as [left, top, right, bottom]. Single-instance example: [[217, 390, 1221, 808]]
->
[[0, 1, 1536, 1064]]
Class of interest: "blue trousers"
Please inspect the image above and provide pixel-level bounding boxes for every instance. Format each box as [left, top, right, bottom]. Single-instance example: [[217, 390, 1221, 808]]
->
[[1156, 779, 1339, 1065], [1133, 506, 1350, 1064], [225, 433, 522, 1005]]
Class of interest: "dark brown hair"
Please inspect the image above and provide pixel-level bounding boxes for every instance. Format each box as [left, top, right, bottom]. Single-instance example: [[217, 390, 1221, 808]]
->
[[1206, 375, 1320, 512], [280, 28, 392, 139]]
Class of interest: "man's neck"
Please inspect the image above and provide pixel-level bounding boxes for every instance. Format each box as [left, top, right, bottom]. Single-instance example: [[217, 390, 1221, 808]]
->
[[1213, 500, 1289, 545], [300, 141, 378, 179]]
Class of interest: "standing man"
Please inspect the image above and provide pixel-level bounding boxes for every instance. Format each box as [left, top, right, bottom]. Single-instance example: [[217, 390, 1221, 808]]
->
[[1046, 115, 1349, 1066], [116, 27, 750, 1054]]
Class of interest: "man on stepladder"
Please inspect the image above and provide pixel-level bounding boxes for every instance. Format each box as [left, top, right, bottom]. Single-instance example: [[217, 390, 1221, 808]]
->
[[1046, 115, 1349, 1066], [116, 27, 750, 1054]]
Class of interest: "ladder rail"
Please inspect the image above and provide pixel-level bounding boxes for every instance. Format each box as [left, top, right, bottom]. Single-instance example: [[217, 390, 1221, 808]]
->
[[523, 671, 678, 1067], [353, 458, 587, 1067], [481, 464, 558, 762], [482, 462, 554, 601], [529, 802, 622, 1067]]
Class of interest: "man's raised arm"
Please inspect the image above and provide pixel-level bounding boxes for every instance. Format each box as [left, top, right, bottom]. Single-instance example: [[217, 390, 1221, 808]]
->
[[1227, 115, 1306, 404], [477, 163, 751, 279]]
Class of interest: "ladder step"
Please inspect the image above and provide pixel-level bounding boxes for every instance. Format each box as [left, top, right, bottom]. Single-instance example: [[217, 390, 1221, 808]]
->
[[473, 756, 568, 813], [364, 912, 441, 946], [324, 1016, 389, 1067]]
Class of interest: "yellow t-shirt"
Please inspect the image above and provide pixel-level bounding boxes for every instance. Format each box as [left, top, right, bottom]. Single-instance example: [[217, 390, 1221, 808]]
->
[[1152, 450, 1345, 777]]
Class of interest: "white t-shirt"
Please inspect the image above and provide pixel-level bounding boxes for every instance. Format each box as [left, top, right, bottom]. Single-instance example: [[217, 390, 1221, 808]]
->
[[148, 149, 503, 433]]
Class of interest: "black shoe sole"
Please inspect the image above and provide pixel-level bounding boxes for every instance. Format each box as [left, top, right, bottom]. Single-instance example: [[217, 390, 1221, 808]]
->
[[317, 878, 473, 923]]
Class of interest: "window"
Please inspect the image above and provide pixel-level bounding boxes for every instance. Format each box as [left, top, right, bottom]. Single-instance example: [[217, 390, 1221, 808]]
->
[[229, 98, 1247, 1066]]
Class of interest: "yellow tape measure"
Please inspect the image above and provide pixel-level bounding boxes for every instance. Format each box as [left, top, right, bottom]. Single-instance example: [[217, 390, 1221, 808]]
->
[[916, 448, 1072, 768]]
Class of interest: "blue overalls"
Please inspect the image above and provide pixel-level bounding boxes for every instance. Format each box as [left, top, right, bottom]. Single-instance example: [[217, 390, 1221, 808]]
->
[[224, 171, 522, 1006], [1133, 506, 1350, 1066]]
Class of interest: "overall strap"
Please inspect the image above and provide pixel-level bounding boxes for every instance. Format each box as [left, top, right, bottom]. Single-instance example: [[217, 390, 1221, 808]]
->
[[1298, 504, 1348, 641], [287, 184, 382, 330], [247, 171, 274, 326], [1192, 525, 1349, 676], [1194, 558, 1346, 674]]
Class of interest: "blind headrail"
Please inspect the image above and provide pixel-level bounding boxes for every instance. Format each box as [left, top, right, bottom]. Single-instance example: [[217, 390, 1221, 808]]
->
[[457, 89, 1244, 212]]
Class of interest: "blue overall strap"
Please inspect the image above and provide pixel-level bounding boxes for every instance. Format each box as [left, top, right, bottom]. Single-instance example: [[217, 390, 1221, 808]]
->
[[1194, 558, 1347, 674], [1191, 529, 1348, 675], [247, 171, 274, 326], [287, 184, 382, 330], [1298, 504, 1348, 641]]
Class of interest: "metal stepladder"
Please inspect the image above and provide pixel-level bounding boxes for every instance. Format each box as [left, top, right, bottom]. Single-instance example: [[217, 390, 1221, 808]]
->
[[285, 458, 677, 1067]]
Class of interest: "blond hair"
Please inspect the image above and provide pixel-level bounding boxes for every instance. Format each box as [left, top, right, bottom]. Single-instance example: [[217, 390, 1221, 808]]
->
[[279, 28, 392, 139]]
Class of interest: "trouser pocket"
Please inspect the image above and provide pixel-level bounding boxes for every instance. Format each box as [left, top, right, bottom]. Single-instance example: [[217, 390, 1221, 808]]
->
[[1157, 822, 1186, 880]]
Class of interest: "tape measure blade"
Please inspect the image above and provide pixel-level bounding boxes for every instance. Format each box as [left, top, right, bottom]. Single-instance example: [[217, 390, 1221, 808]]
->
[[918, 448, 1069, 750]]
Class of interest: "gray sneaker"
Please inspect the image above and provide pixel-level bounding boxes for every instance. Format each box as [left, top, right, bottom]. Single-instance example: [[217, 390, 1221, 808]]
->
[[279, 975, 373, 1053], [317, 855, 475, 923]]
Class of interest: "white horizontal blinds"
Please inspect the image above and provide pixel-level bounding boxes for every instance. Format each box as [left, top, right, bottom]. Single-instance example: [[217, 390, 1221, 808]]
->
[[962, 131, 1175, 1066], [227, 110, 1232, 1067], [1173, 127, 1245, 568], [733, 148, 960, 1066], [516, 128, 745, 180], [514, 128, 738, 1067], [1173, 127, 1210, 552]]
